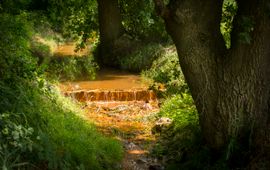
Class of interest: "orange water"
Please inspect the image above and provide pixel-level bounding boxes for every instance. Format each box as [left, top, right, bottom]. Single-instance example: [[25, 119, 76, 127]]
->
[[60, 69, 149, 92]]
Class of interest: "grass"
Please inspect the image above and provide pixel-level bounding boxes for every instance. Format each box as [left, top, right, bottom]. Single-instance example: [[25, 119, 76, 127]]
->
[[0, 12, 123, 169], [0, 79, 124, 169]]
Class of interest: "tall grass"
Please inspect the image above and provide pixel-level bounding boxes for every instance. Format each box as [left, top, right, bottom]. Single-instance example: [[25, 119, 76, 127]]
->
[[0, 12, 123, 169]]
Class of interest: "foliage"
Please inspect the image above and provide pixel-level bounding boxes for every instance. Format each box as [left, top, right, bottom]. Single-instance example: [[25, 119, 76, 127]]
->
[[0, 13, 38, 83], [238, 16, 255, 44], [220, 0, 237, 48], [0, 81, 123, 169], [119, 0, 169, 41], [46, 55, 99, 81], [117, 43, 164, 72], [28, 11, 64, 43], [158, 94, 198, 130], [0, 0, 32, 14], [0, 112, 35, 169], [142, 46, 187, 96], [152, 95, 236, 169], [23, 11, 99, 82], [0, 12, 123, 169], [48, 0, 98, 41], [151, 94, 205, 169], [34, 87, 123, 169]]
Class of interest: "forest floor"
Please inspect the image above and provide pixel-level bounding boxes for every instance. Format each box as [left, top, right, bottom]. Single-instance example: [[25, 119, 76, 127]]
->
[[56, 43, 163, 170]]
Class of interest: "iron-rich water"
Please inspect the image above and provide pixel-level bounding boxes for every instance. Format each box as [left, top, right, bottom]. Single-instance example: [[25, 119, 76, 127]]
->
[[60, 69, 156, 102]]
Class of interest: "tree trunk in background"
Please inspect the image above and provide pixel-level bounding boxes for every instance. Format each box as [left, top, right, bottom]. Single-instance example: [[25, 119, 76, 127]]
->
[[97, 0, 124, 66], [154, 0, 270, 163]]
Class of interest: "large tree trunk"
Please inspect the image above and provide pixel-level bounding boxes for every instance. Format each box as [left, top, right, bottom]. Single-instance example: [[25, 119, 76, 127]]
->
[[154, 0, 270, 160], [97, 0, 124, 66]]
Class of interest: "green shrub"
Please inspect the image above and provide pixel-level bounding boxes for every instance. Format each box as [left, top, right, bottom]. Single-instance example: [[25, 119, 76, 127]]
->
[[153, 94, 234, 169], [142, 46, 187, 96], [118, 43, 163, 72], [158, 94, 199, 130], [152, 94, 206, 169], [0, 13, 38, 83], [46, 55, 99, 81]]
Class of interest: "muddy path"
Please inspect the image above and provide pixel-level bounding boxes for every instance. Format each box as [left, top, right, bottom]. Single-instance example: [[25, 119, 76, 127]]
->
[[55, 44, 163, 170]]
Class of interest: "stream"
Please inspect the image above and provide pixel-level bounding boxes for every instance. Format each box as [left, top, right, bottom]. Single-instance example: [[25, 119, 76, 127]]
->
[[56, 43, 163, 170]]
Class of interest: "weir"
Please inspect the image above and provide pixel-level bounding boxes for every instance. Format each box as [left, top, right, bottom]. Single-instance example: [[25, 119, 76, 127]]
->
[[60, 69, 158, 102], [64, 89, 157, 102]]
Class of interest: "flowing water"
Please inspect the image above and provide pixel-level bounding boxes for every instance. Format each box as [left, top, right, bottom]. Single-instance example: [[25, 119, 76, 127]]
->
[[60, 69, 157, 102], [57, 44, 162, 170]]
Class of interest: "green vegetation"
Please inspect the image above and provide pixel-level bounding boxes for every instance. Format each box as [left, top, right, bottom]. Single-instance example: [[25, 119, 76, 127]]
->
[[151, 94, 205, 170], [220, 0, 237, 48], [28, 12, 99, 81], [1, 0, 269, 169], [0, 10, 122, 170], [118, 43, 163, 72], [46, 56, 98, 81], [140, 48, 204, 168], [141, 46, 187, 96], [119, 0, 168, 41]]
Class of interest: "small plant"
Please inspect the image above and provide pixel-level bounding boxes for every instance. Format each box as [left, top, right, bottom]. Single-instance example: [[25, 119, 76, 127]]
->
[[0, 112, 36, 169], [142, 46, 187, 96], [158, 94, 199, 129]]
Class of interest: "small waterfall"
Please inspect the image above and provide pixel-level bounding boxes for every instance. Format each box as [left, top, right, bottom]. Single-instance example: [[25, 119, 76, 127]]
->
[[133, 91, 137, 101], [64, 90, 157, 102]]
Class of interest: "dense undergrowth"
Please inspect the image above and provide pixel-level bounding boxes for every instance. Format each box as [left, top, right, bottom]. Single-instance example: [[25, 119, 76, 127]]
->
[[28, 12, 99, 82], [45, 56, 98, 81], [0, 12, 123, 169]]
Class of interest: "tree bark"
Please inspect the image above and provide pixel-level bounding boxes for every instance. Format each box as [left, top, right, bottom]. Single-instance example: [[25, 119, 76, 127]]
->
[[97, 0, 124, 66], [154, 0, 270, 158]]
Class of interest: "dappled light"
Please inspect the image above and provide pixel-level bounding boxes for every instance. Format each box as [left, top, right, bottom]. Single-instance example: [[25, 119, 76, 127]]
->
[[54, 42, 91, 57], [1, 0, 269, 169]]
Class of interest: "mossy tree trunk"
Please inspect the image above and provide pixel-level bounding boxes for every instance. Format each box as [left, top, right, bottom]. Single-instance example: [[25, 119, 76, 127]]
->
[[154, 0, 270, 163], [97, 0, 124, 66]]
